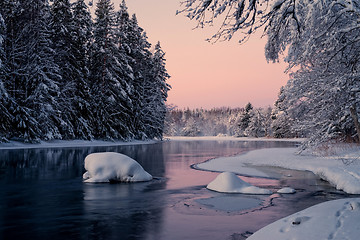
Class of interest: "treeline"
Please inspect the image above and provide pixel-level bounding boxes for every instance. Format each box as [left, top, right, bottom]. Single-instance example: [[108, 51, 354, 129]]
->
[[164, 103, 301, 138], [0, 0, 170, 142]]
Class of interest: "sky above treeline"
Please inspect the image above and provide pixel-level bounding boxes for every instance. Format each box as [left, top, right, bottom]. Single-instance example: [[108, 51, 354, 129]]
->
[[109, 0, 289, 109]]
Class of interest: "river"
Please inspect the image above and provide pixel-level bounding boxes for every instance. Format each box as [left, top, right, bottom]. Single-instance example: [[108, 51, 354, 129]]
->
[[0, 140, 349, 240]]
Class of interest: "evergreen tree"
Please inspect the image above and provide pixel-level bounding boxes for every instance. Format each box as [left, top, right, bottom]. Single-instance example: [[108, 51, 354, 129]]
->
[[144, 41, 171, 139], [271, 87, 295, 138], [50, 0, 76, 138], [90, 0, 132, 140], [115, 3, 147, 139], [238, 102, 253, 133], [71, 0, 94, 139], [0, 12, 13, 141], [14, 0, 63, 141]]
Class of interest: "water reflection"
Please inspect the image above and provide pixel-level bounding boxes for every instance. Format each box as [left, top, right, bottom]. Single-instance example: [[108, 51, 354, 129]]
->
[[0, 140, 343, 240]]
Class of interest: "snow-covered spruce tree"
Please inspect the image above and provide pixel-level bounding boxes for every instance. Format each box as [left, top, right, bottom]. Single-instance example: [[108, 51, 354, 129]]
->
[[146, 41, 171, 139], [0, 11, 13, 141], [50, 0, 76, 139], [245, 107, 272, 138], [70, 0, 94, 139], [3, 0, 63, 141], [116, 2, 168, 140], [237, 102, 253, 136], [271, 87, 296, 138], [89, 0, 133, 140], [1, 0, 23, 102], [115, 8, 149, 139]]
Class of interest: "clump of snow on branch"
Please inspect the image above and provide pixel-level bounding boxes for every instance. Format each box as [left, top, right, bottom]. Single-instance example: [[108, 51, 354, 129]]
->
[[207, 171, 272, 194], [83, 152, 152, 183]]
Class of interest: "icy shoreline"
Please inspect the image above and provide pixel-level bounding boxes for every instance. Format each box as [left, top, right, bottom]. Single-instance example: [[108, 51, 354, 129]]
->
[[196, 146, 360, 194], [0, 139, 158, 150], [0, 136, 303, 150], [167, 136, 305, 142]]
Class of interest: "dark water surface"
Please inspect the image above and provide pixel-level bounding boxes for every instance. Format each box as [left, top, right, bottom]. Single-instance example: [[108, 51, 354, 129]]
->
[[0, 140, 349, 240]]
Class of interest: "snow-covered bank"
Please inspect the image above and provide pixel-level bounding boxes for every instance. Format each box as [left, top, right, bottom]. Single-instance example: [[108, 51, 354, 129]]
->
[[196, 146, 360, 194], [0, 139, 158, 150], [167, 136, 305, 142], [248, 198, 360, 240]]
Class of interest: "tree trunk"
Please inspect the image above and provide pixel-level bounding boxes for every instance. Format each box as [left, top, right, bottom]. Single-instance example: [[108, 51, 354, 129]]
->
[[350, 104, 360, 143]]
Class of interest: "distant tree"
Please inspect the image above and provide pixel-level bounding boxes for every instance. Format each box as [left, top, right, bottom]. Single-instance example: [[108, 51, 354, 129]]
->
[[271, 87, 295, 138], [238, 102, 253, 133]]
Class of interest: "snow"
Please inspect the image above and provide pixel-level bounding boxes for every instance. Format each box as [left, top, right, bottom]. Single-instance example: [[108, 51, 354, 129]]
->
[[196, 146, 360, 194], [83, 152, 152, 183], [207, 172, 272, 194], [167, 136, 305, 142], [277, 187, 296, 194], [0, 139, 157, 150], [248, 198, 360, 240]]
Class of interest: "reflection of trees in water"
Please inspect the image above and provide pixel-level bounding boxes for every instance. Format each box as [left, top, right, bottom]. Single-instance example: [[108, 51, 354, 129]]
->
[[0, 143, 166, 180], [0, 143, 167, 240], [83, 179, 167, 240], [162, 140, 297, 166]]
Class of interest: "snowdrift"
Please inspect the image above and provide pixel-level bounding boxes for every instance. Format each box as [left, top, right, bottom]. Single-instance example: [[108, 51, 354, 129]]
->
[[248, 198, 360, 240], [83, 152, 152, 183], [207, 172, 272, 194]]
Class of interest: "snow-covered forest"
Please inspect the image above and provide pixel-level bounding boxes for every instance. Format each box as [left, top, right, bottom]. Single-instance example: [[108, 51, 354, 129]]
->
[[0, 0, 170, 142], [164, 103, 300, 138], [178, 0, 360, 147]]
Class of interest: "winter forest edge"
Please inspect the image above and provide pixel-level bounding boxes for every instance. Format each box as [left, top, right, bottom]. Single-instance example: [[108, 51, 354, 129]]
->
[[0, 0, 170, 142], [0, 0, 360, 149]]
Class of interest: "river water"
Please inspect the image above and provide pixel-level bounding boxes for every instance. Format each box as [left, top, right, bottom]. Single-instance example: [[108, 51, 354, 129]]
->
[[0, 140, 349, 240]]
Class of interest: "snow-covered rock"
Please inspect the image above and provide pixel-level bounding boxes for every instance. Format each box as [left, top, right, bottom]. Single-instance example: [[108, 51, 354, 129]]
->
[[248, 198, 360, 240], [207, 172, 272, 194], [83, 152, 152, 183], [277, 187, 296, 194]]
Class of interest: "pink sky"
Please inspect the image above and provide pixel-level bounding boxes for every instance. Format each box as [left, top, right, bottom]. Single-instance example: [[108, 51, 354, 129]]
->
[[112, 0, 289, 109]]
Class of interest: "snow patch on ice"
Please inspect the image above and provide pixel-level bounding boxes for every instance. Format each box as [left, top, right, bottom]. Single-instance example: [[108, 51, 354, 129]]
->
[[83, 152, 152, 183], [207, 172, 272, 194]]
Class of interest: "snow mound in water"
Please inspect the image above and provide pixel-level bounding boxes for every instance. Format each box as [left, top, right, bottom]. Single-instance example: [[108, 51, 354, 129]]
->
[[207, 172, 272, 194], [83, 152, 152, 183], [277, 187, 296, 194]]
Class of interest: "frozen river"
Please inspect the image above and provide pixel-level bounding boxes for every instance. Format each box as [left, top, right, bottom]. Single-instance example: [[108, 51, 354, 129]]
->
[[0, 140, 349, 240]]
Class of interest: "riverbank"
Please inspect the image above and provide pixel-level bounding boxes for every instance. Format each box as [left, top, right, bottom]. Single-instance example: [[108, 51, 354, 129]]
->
[[0, 139, 158, 150], [166, 136, 306, 142], [195, 144, 360, 194]]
